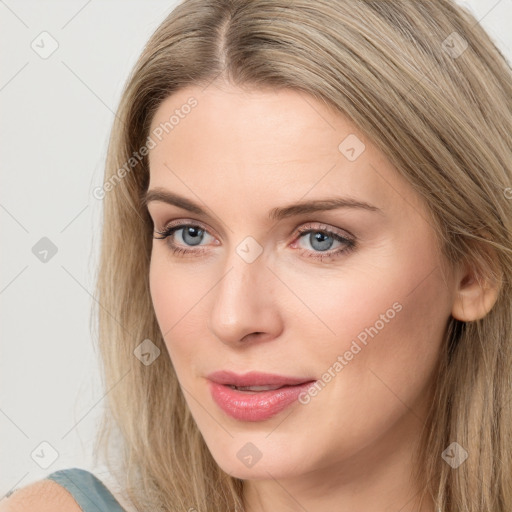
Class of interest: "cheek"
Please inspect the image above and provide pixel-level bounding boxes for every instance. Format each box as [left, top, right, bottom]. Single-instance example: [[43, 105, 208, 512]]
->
[[362, 264, 450, 399], [298, 266, 449, 361], [275, 236, 452, 403], [308, 266, 450, 425], [149, 253, 225, 373], [149, 256, 199, 361]]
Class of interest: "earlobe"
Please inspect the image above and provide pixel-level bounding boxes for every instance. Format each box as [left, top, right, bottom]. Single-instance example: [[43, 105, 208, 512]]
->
[[451, 261, 501, 322]]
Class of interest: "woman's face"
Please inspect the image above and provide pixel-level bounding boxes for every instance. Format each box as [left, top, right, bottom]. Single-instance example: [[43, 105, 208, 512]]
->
[[146, 83, 457, 481]]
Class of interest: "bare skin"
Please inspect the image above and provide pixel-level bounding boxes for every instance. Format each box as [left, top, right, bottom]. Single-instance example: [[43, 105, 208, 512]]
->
[[146, 82, 496, 512]]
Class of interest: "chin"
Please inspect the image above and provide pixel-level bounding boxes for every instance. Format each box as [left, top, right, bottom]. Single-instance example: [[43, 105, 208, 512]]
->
[[204, 437, 310, 481]]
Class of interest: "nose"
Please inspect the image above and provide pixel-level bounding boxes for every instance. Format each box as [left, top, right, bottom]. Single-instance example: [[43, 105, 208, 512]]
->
[[207, 245, 283, 347]]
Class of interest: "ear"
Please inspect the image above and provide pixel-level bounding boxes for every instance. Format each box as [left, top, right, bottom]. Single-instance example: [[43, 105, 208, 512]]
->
[[451, 255, 501, 322]]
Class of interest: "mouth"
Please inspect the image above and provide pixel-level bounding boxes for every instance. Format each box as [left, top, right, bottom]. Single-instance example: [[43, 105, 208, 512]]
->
[[226, 384, 293, 392], [206, 370, 317, 422]]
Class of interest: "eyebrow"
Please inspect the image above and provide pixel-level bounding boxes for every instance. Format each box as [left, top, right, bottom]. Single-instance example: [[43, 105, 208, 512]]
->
[[143, 187, 381, 221]]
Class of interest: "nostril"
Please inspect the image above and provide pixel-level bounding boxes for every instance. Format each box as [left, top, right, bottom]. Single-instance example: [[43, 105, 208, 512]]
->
[[241, 332, 265, 342]]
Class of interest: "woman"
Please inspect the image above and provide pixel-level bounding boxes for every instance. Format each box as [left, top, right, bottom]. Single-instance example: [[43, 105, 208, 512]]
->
[[4, 0, 511, 511]]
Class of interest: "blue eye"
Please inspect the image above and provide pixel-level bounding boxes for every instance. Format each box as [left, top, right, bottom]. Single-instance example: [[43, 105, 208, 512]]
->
[[174, 226, 206, 246], [301, 231, 336, 251], [153, 223, 214, 254], [153, 222, 356, 261], [293, 226, 355, 261]]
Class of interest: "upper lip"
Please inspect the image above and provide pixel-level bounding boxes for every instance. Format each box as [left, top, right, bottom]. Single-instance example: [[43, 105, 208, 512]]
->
[[207, 370, 315, 387]]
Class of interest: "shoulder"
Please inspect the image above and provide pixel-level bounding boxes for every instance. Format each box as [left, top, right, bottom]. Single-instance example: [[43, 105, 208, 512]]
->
[[0, 478, 82, 512], [1, 468, 128, 512]]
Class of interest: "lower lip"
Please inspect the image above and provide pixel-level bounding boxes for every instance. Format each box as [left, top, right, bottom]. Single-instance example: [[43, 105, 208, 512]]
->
[[208, 381, 316, 422]]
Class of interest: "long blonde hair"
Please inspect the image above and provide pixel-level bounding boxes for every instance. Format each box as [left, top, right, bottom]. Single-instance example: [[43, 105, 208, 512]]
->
[[93, 1, 512, 510]]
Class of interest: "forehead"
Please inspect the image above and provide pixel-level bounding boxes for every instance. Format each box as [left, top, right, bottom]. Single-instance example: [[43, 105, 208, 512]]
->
[[149, 83, 344, 158], [147, 83, 425, 219]]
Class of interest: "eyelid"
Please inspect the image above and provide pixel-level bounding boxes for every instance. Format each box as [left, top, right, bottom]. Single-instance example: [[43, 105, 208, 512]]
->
[[154, 219, 353, 244], [149, 206, 227, 237], [155, 218, 218, 239], [293, 221, 355, 241]]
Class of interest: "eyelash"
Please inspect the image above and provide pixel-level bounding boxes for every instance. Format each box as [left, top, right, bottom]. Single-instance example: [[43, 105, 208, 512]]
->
[[153, 221, 356, 262]]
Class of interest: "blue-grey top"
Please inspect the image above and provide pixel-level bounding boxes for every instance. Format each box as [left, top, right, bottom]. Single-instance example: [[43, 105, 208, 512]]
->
[[46, 467, 126, 512]]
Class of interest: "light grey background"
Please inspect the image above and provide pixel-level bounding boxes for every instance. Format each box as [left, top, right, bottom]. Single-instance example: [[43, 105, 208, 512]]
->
[[1, 0, 511, 497]]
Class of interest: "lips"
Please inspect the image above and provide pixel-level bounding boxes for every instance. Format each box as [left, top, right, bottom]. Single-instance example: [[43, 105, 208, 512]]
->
[[206, 370, 317, 422]]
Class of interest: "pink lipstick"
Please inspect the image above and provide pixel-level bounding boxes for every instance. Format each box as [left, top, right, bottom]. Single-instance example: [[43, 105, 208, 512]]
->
[[207, 370, 317, 422]]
